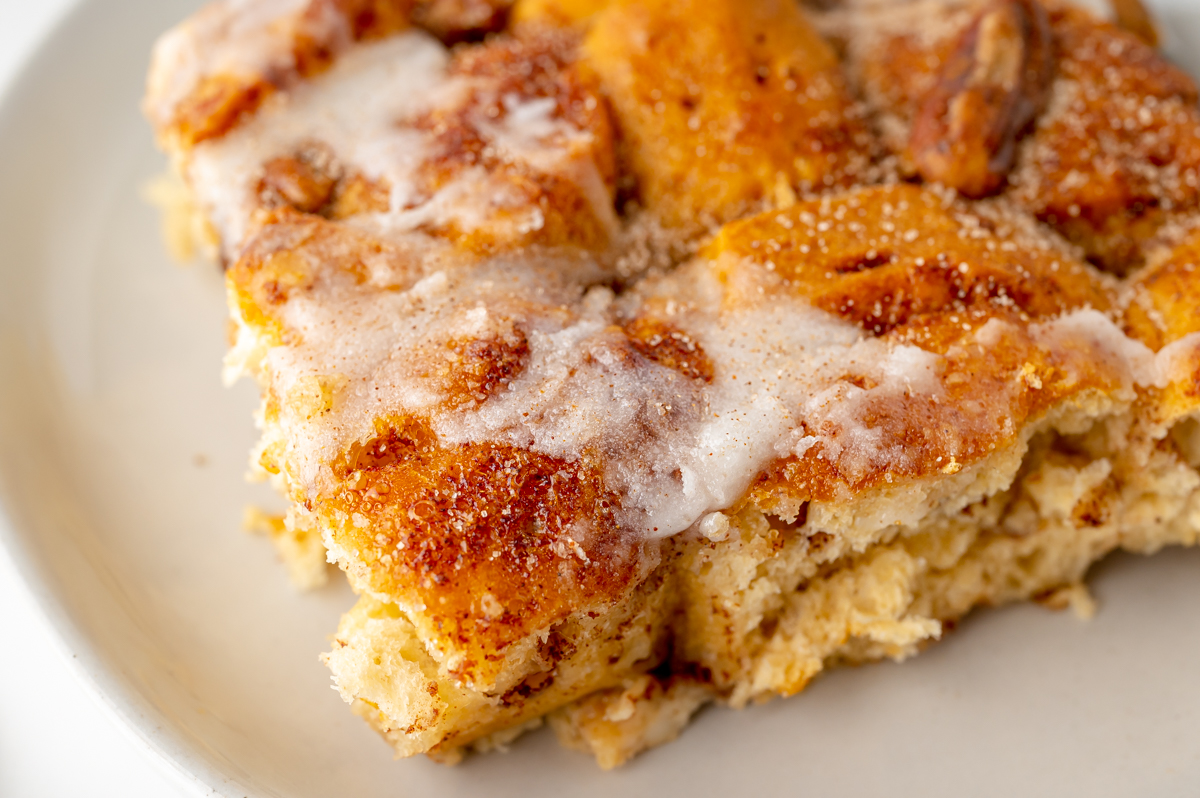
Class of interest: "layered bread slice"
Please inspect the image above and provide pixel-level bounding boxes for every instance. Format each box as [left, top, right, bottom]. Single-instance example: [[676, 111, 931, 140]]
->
[[146, 0, 1200, 768]]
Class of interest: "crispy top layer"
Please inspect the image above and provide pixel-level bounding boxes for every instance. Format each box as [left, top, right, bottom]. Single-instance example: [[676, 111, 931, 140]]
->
[[700, 183, 1112, 330], [581, 0, 872, 229]]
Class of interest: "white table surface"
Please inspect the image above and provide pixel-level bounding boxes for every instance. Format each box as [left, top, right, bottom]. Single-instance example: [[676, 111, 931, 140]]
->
[[0, 1, 194, 795]]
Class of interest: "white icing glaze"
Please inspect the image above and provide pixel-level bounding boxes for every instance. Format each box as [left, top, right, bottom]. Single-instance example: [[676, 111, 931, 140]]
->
[[239, 235, 1163, 542], [188, 32, 614, 256], [189, 32, 449, 249], [146, 0, 344, 129], [1034, 308, 1164, 391]]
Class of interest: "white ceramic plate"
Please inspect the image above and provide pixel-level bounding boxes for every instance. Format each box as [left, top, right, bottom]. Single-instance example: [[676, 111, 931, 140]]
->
[[2, 2, 1200, 796]]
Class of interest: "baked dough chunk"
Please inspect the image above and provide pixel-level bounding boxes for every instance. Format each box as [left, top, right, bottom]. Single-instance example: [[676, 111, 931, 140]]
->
[[146, 0, 1200, 770], [580, 0, 873, 230], [828, 0, 1200, 273], [146, 0, 516, 150], [150, 23, 617, 260]]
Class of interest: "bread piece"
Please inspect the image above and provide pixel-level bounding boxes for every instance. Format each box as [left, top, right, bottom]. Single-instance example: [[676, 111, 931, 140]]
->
[[170, 30, 618, 261], [582, 0, 872, 229], [144, 0, 1200, 769], [230, 180, 1192, 763]]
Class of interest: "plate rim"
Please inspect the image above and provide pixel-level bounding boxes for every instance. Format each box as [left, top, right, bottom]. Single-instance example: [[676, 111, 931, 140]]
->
[[2, 1, 1199, 795], [0, 1, 255, 794]]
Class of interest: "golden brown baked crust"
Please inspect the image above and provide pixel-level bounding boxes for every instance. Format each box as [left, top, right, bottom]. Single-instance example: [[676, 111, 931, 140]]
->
[[698, 185, 1133, 504], [582, 0, 872, 229], [146, 0, 1200, 769]]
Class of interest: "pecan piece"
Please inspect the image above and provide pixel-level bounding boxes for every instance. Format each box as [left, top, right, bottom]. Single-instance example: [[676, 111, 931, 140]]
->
[[258, 143, 343, 214], [908, 0, 1054, 198]]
